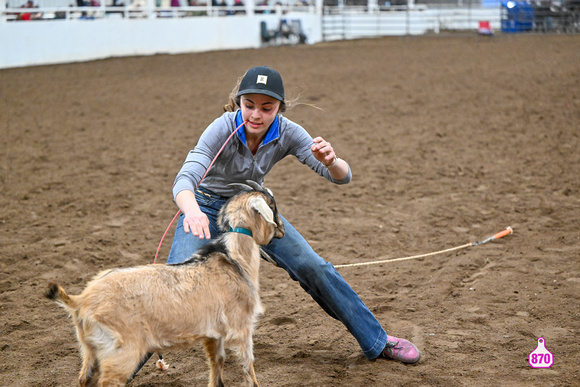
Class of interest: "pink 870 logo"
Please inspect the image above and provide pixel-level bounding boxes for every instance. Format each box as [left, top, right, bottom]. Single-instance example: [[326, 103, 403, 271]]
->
[[529, 337, 553, 368]]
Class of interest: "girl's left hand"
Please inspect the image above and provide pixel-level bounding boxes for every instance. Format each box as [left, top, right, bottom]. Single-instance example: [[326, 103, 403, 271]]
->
[[311, 137, 336, 166]]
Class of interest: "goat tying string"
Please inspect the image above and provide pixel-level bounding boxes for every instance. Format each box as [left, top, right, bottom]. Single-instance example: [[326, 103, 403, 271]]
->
[[153, 120, 247, 264], [334, 227, 513, 269]]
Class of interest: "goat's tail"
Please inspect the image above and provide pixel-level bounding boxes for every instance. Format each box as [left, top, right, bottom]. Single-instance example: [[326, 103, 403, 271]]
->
[[45, 283, 76, 311]]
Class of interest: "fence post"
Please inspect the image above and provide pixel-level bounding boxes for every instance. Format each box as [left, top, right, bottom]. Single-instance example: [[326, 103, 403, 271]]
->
[[468, 0, 472, 30], [245, 0, 254, 15], [406, 1, 410, 35], [147, 0, 155, 18]]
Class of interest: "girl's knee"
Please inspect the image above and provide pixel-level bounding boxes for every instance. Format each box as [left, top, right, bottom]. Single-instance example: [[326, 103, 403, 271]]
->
[[293, 259, 337, 283]]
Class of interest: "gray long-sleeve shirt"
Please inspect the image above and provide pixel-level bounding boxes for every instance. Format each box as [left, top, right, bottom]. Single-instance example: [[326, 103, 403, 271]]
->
[[172, 110, 352, 200]]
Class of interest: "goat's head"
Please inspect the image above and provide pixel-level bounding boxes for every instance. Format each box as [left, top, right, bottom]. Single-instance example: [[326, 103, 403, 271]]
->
[[218, 180, 285, 245]]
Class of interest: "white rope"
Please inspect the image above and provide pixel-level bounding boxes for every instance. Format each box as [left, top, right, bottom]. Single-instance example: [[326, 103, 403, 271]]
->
[[333, 226, 513, 269], [334, 243, 472, 268]]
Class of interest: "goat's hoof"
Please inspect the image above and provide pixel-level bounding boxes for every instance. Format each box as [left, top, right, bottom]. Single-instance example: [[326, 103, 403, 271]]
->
[[156, 359, 169, 371]]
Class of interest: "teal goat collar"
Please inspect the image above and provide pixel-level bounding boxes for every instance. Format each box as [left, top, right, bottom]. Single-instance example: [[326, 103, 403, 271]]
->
[[229, 227, 253, 237]]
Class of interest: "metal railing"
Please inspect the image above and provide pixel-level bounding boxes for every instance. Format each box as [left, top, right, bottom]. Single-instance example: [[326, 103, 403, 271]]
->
[[321, 2, 580, 39], [4, 0, 579, 36], [1, 2, 315, 21], [322, 4, 500, 39]]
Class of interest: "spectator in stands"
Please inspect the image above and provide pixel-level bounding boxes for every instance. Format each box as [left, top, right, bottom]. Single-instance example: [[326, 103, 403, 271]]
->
[[233, 0, 244, 14], [129, 0, 146, 10], [256, 0, 270, 14], [19, 0, 42, 20], [188, 0, 207, 15]]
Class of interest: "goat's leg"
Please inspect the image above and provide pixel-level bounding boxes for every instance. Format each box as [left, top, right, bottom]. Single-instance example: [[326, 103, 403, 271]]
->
[[97, 349, 143, 387], [78, 349, 99, 387], [76, 328, 100, 387], [231, 335, 259, 387], [243, 361, 259, 387], [202, 337, 226, 387]]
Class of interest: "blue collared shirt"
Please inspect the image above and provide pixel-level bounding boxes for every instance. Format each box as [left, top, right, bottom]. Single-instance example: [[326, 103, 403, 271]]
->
[[235, 110, 280, 147]]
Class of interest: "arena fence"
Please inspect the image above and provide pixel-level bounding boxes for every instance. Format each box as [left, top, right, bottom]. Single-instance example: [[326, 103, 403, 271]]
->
[[4, 1, 578, 33], [322, 5, 501, 39], [1, 3, 315, 21], [321, 2, 580, 40], [1, 1, 578, 69]]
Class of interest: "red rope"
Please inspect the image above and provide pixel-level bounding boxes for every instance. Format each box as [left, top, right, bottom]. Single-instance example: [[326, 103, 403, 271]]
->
[[153, 120, 247, 263], [153, 210, 181, 264]]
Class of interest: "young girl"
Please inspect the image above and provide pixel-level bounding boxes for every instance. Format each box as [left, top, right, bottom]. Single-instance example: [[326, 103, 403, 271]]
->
[[167, 66, 421, 364]]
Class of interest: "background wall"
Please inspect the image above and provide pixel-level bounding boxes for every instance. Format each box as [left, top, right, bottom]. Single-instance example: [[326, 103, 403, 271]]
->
[[1, 13, 323, 69]]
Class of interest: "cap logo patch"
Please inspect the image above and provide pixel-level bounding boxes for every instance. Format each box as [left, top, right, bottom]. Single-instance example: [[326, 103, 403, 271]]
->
[[257, 75, 268, 85]]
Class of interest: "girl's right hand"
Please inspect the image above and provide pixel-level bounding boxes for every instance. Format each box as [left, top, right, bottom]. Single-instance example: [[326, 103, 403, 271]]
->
[[183, 209, 211, 239]]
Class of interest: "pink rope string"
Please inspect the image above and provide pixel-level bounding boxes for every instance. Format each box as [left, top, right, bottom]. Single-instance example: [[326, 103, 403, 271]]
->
[[153, 120, 247, 263]]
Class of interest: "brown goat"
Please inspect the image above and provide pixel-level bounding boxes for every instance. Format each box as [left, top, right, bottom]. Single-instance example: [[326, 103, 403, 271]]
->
[[46, 181, 285, 387]]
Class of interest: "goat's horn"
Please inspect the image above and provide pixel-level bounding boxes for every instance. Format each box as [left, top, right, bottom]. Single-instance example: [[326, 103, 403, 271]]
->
[[260, 248, 279, 267], [245, 180, 265, 193], [228, 183, 254, 192]]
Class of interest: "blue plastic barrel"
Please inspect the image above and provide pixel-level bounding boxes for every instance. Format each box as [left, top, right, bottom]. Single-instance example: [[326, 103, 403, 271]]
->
[[501, 1, 534, 33]]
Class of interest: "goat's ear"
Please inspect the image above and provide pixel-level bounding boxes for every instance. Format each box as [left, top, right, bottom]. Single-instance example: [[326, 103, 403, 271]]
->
[[248, 196, 277, 226]]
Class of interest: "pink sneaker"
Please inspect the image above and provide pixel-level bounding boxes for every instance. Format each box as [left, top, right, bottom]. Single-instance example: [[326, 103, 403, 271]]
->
[[382, 336, 421, 364]]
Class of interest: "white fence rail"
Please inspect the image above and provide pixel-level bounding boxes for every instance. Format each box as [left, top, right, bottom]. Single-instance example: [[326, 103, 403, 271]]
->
[[322, 5, 501, 39], [1, 2, 315, 21]]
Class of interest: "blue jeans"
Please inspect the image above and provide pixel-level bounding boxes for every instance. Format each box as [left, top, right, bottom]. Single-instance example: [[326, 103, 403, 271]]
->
[[167, 188, 388, 359]]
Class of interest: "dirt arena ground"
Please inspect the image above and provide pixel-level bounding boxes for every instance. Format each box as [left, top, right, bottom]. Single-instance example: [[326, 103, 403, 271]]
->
[[1, 34, 579, 386]]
